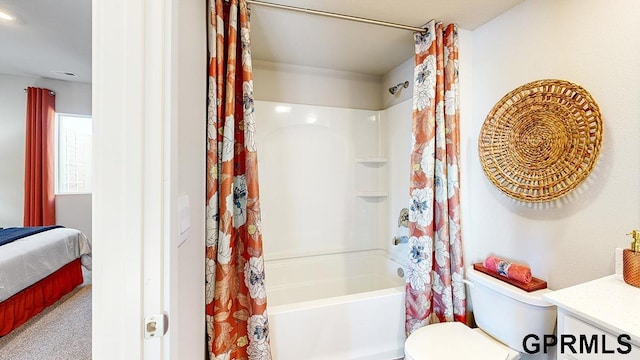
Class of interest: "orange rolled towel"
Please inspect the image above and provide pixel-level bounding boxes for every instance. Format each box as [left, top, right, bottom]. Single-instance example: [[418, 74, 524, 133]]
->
[[483, 256, 532, 284]]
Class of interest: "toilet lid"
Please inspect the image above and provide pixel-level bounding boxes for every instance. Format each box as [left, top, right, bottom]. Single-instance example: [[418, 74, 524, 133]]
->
[[405, 322, 513, 360]]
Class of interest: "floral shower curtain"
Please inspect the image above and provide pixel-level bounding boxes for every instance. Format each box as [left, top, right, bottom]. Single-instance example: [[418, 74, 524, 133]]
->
[[205, 0, 271, 359], [405, 21, 466, 334]]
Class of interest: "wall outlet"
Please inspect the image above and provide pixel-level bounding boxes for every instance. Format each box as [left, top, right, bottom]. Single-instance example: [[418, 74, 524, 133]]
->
[[615, 248, 623, 276]]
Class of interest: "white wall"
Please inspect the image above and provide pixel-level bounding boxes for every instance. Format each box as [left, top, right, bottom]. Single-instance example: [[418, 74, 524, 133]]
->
[[171, 0, 206, 357], [0, 73, 91, 228], [381, 57, 413, 109], [377, 0, 640, 292], [466, 0, 640, 291], [0, 74, 31, 227], [382, 0, 640, 293], [36, 78, 92, 115], [253, 60, 383, 110], [56, 194, 92, 240]]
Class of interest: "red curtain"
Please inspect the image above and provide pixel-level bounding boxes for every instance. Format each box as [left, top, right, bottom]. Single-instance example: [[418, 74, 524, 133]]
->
[[23, 87, 56, 226]]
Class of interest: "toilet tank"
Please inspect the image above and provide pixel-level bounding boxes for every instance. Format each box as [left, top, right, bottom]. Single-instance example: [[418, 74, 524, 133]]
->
[[465, 265, 556, 353]]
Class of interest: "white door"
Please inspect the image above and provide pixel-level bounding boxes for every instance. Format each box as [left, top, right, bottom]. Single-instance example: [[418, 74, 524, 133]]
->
[[92, 0, 206, 359]]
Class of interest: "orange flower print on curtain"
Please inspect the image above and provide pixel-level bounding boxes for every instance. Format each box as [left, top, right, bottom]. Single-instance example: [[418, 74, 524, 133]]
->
[[205, 0, 271, 359], [405, 21, 466, 335]]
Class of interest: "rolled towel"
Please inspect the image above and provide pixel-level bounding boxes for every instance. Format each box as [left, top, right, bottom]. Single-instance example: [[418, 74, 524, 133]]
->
[[483, 256, 532, 284]]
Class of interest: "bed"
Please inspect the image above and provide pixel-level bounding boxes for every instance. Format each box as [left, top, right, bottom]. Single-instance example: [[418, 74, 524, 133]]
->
[[0, 226, 91, 336]]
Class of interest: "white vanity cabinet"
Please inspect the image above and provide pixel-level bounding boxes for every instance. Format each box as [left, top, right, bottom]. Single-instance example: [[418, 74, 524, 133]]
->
[[543, 275, 640, 360]]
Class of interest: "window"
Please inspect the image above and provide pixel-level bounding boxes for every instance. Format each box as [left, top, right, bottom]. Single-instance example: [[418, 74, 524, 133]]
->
[[55, 113, 93, 194]]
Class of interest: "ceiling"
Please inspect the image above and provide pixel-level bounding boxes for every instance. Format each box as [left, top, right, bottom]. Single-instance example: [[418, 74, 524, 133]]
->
[[250, 0, 524, 75], [0, 0, 524, 83], [0, 0, 91, 83]]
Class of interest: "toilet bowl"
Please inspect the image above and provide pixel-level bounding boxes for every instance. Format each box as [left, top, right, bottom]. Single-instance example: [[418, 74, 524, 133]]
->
[[404, 265, 556, 360]]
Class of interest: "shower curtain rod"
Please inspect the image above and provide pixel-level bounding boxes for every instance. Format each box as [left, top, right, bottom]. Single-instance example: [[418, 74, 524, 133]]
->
[[246, 0, 427, 33]]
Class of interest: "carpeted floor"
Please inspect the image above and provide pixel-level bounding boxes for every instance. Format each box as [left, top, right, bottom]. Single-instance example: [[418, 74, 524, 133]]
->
[[0, 285, 92, 360]]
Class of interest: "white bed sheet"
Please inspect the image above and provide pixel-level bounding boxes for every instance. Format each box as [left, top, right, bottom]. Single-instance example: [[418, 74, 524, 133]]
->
[[0, 228, 91, 302]]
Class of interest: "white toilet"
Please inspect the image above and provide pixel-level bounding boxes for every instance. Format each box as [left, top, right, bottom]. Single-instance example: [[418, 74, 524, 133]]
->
[[404, 265, 557, 360]]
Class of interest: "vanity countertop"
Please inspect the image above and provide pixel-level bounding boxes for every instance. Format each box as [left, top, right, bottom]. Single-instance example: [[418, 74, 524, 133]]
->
[[543, 275, 640, 345]]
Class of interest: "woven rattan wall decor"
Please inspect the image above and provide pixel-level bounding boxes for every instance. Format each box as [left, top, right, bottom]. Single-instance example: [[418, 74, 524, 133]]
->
[[478, 79, 603, 202]]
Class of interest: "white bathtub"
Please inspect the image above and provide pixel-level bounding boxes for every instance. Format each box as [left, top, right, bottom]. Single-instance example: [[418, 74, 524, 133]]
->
[[265, 250, 406, 360]]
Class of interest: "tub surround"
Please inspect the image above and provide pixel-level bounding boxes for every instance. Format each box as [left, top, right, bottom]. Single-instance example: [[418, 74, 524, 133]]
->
[[255, 101, 387, 260], [254, 95, 408, 360], [543, 275, 640, 358]]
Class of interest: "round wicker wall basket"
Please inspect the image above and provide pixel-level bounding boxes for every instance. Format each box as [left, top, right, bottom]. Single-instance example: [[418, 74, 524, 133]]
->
[[478, 79, 603, 203]]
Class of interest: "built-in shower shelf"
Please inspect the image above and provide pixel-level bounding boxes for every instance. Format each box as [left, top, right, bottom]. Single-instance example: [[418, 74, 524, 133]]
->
[[356, 191, 388, 197], [355, 157, 387, 164]]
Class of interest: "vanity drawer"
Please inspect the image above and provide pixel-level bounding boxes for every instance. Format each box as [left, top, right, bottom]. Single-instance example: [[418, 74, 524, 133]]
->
[[560, 314, 640, 360]]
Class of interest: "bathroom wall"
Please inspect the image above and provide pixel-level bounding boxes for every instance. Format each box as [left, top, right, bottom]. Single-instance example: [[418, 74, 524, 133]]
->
[[171, 0, 207, 357], [467, 0, 640, 290], [376, 0, 640, 293], [381, 57, 413, 110]]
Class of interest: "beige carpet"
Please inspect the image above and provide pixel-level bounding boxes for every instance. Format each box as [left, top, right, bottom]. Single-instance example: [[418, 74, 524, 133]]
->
[[0, 285, 92, 360]]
